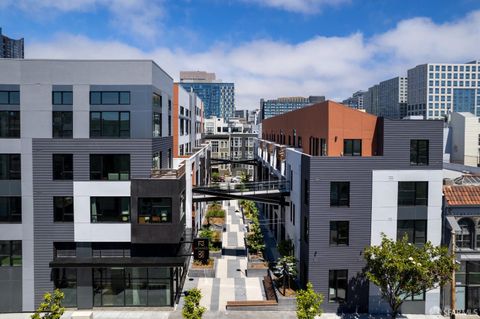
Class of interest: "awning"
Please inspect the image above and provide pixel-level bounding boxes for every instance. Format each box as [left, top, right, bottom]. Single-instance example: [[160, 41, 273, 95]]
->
[[459, 254, 480, 261], [446, 216, 462, 233], [50, 256, 188, 268]]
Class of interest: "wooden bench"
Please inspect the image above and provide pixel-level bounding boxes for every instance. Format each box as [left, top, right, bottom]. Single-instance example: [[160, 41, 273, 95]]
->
[[226, 300, 278, 309], [263, 275, 277, 301]]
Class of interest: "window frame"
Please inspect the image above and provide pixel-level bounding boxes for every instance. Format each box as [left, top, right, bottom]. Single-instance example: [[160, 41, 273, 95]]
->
[[89, 91, 130, 105], [328, 269, 348, 303], [329, 221, 349, 246], [53, 196, 74, 223], [343, 139, 362, 156], [397, 219, 427, 245], [0, 197, 22, 223], [52, 91, 73, 105], [52, 154, 73, 180], [0, 240, 22, 267], [52, 111, 73, 138], [137, 197, 173, 224], [410, 140, 429, 166], [89, 154, 130, 181], [89, 111, 130, 138], [0, 154, 21, 180], [398, 181, 428, 206], [0, 91, 20, 105], [330, 182, 350, 207], [0, 110, 20, 138], [90, 197, 130, 223]]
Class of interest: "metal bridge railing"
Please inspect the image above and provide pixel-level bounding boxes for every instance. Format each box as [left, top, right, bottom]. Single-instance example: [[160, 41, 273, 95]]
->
[[193, 180, 290, 196]]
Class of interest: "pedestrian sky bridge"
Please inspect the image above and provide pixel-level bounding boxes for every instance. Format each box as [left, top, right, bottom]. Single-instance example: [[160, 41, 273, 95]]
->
[[209, 157, 258, 165], [192, 180, 290, 205]]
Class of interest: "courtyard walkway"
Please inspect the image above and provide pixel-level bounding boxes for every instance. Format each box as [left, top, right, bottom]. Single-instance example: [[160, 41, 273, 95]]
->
[[179, 200, 266, 312]]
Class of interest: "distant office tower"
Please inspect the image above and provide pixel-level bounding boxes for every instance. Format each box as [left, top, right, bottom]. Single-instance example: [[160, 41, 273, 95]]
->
[[342, 90, 366, 109], [363, 77, 407, 119], [408, 61, 480, 119], [260, 95, 325, 120], [0, 28, 24, 58], [179, 71, 234, 120]]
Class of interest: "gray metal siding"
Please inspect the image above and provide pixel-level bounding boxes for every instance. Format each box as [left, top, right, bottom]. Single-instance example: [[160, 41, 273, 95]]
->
[[0, 267, 22, 312], [152, 136, 173, 168], [306, 119, 443, 313], [32, 138, 153, 306]]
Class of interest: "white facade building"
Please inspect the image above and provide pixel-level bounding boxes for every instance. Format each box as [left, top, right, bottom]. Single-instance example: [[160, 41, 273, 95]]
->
[[450, 112, 480, 166]]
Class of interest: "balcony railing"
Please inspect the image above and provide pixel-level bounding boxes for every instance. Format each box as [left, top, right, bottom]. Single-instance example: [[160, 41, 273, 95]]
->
[[151, 163, 186, 179]]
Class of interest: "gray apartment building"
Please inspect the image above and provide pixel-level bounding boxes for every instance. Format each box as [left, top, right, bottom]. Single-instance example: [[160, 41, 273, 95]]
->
[[258, 101, 443, 314], [0, 28, 24, 59], [260, 95, 325, 121], [363, 76, 407, 119], [0, 60, 209, 312]]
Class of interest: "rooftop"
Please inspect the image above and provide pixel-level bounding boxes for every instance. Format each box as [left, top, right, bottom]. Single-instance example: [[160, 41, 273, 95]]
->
[[444, 184, 480, 206]]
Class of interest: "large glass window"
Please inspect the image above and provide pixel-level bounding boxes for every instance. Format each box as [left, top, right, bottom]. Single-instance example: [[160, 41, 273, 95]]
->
[[52, 111, 73, 138], [152, 93, 162, 108], [0, 91, 20, 105], [90, 112, 130, 138], [330, 182, 350, 207], [0, 154, 21, 180], [397, 220, 427, 245], [93, 267, 171, 307], [343, 139, 361, 156], [329, 269, 347, 303], [53, 154, 73, 180], [330, 221, 349, 246], [398, 182, 428, 206], [90, 91, 130, 105], [90, 154, 130, 181], [54, 197, 73, 222], [0, 240, 22, 266], [53, 268, 77, 307], [52, 91, 73, 105], [410, 140, 429, 165], [0, 197, 21, 222], [138, 198, 172, 224], [153, 113, 161, 137], [0, 111, 20, 138], [91, 197, 130, 223], [458, 218, 474, 249]]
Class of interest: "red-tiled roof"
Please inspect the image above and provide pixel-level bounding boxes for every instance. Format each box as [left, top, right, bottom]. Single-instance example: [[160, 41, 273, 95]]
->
[[444, 185, 480, 206]]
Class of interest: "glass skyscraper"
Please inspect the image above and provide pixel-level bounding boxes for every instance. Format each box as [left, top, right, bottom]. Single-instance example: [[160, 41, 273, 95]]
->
[[0, 28, 24, 59]]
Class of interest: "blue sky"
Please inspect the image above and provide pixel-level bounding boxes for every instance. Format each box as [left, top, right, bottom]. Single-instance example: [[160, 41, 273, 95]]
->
[[1, 0, 480, 108]]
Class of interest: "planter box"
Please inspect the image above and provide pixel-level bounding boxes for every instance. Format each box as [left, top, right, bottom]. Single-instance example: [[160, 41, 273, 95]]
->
[[188, 259, 216, 278], [209, 249, 222, 259]]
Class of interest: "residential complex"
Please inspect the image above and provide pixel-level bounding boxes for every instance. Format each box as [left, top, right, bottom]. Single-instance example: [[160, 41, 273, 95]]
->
[[363, 76, 407, 119], [449, 112, 480, 166], [0, 27, 24, 59], [408, 61, 480, 119], [260, 95, 325, 121], [342, 90, 366, 109], [0, 59, 209, 312], [258, 100, 443, 314], [179, 71, 235, 120]]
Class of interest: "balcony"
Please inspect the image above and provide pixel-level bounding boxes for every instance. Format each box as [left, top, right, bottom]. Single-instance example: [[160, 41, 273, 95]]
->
[[151, 163, 186, 179]]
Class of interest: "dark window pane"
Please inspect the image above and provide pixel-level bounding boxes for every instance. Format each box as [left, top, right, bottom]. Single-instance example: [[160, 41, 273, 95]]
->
[[330, 182, 350, 206], [90, 92, 101, 105], [52, 111, 73, 138], [410, 140, 429, 165], [398, 182, 428, 206], [0, 241, 21, 267], [53, 92, 63, 105], [119, 92, 130, 105], [344, 139, 361, 156], [397, 219, 427, 245], [138, 198, 172, 224], [90, 154, 130, 181], [63, 92, 73, 105], [53, 268, 77, 306], [0, 111, 20, 138], [102, 112, 119, 137], [54, 197, 74, 222], [330, 221, 349, 246], [102, 92, 118, 104], [0, 154, 21, 180], [0, 92, 8, 104], [329, 269, 348, 303], [9, 92, 20, 104], [0, 197, 21, 222], [91, 197, 130, 223], [53, 154, 73, 180]]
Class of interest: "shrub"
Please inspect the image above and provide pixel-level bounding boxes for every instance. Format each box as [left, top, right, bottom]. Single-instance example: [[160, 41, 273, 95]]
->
[[31, 289, 65, 319], [296, 282, 323, 319], [182, 288, 206, 319], [206, 209, 225, 219]]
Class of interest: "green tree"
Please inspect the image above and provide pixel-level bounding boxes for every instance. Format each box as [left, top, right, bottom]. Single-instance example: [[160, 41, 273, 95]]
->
[[296, 282, 323, 319], [182, 288, 206, 319], [274, 255, 298, 295], [364, 234, 455, 319], [31, 289, 65, 319], [211, 172, 221, 183], [246, 221, 265, 254], [240, 172, 251, 184], [277, 238, 294, 257]]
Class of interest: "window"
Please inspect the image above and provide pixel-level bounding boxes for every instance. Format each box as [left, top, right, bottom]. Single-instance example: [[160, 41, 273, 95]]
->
[[330, 221, 349, 246], [343, 139, 361, 156], [304, 179, 309, 205], [410, 140, 429, 165], [0, 154, 21, 180], [330, 182, 350, 207], [291, 203, 296, 226], [0, 197, 21, 222], [458, 218, 474, 249], [53, 154, 73, 180], [329, 270, 347, 303], [53, 268, 77, 307], [52, 91, 73, 105], [90, 91, 130, 105], [91, 197, 130, 223], [153, 113, 161, 137], [152, 93, 162, 107], [0, 240, 22, 266], [138, 198, 172, 223], [54, 197, 73, 222], [298, 136, 302, 148], [401, 291, 425, 301], [90, 112, 130, 138], [0, 91, 20, 105], [52, 111, 73, 138], [397, 220, 427, 245], [90, 154, 130, 181], [168, 115, 172, 136], [0, 111, 20, 138], [303, 216, 309, 243], [398, 182, 428, 206]]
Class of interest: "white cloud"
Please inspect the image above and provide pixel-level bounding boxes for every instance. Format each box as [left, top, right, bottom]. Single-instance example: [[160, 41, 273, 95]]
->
[[1, 0, 164, 40], [25, 10, 480, 109], [243, 0, 351, 14]]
